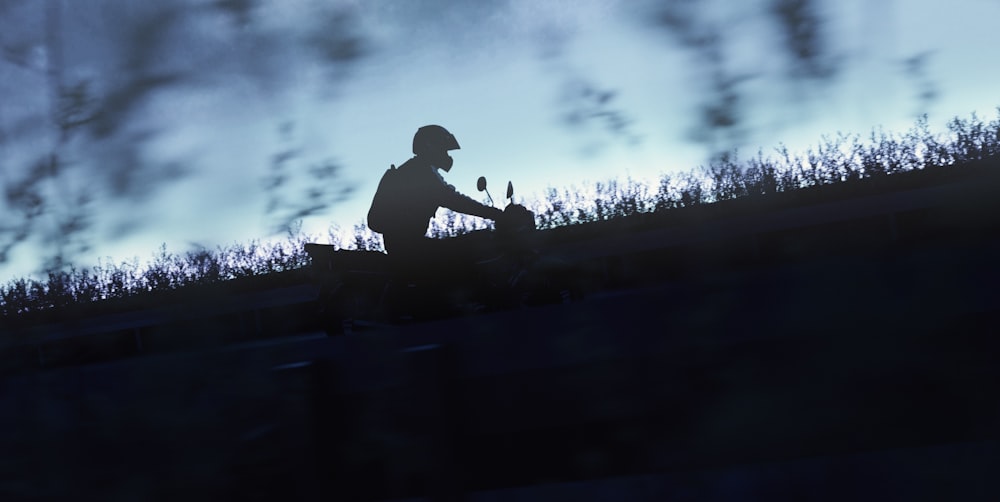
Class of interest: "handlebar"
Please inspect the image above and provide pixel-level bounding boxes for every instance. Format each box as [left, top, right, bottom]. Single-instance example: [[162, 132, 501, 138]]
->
[[497, 203, 536, 235]]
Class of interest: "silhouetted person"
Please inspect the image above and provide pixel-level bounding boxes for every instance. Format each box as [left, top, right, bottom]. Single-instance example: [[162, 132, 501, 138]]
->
[[367, 125, 503, 273]]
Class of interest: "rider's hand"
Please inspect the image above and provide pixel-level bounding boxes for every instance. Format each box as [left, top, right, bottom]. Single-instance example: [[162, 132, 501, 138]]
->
[[498, 204, 536, 233], [488, 206, 504, 221]]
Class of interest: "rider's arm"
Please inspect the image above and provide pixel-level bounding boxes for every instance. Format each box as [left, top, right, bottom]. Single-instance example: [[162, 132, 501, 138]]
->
[[435, 173, 504, 220]]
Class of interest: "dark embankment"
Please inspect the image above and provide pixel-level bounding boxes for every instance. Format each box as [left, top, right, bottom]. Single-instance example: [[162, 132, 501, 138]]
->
[[1, 159, 998, 500]]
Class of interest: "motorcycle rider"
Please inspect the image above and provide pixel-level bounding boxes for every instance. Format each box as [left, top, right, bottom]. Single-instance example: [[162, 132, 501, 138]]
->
[[367, 125, 504, 265], [362, 125, 574, 317]]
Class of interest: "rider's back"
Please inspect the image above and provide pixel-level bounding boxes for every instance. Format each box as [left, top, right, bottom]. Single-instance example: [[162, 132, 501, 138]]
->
[[368, 157, 440, 242], [369, 156, 500, 255]]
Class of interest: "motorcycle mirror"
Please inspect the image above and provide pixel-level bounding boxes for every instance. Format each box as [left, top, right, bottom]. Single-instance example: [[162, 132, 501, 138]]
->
[[506, 181, 514, 200], [477, 176, 495, 206]]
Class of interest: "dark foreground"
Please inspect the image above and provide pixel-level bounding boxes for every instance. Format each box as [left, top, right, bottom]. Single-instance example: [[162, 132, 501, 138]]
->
[[1, 162, 999, 500]]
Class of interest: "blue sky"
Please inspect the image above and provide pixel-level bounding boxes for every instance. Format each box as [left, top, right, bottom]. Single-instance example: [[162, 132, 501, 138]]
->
[[1, 0, 999, 281]]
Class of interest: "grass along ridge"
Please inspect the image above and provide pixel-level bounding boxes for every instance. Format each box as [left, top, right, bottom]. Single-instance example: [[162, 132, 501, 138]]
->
[[2, 110, 998, 318]]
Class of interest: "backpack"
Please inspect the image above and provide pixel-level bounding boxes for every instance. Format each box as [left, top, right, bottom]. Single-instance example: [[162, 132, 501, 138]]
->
[[366, 164, 402, 234]]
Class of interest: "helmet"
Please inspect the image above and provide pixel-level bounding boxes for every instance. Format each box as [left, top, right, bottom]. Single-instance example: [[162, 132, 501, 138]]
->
[[412, 125, 460, 156]]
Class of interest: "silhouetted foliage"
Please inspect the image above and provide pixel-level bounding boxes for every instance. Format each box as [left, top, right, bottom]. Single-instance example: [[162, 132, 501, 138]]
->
[[2, 110, 998, 319], [0, 227, 313, 316]]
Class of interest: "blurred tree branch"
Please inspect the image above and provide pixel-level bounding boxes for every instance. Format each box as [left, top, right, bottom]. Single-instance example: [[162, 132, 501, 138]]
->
[[645, 0, 842, 160], [0, 0, 368, 276]]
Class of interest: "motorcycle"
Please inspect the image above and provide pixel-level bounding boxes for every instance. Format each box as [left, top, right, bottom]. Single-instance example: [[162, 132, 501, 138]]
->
[[304, 177, 578, 335]]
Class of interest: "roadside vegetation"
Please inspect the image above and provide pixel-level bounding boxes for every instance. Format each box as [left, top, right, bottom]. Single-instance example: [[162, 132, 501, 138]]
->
[[2, 110, 998, 318]]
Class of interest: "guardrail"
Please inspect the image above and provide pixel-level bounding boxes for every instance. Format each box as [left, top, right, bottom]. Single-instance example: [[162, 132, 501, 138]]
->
[[3, 277, 995, 499], [0, 283, 320, 373]]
